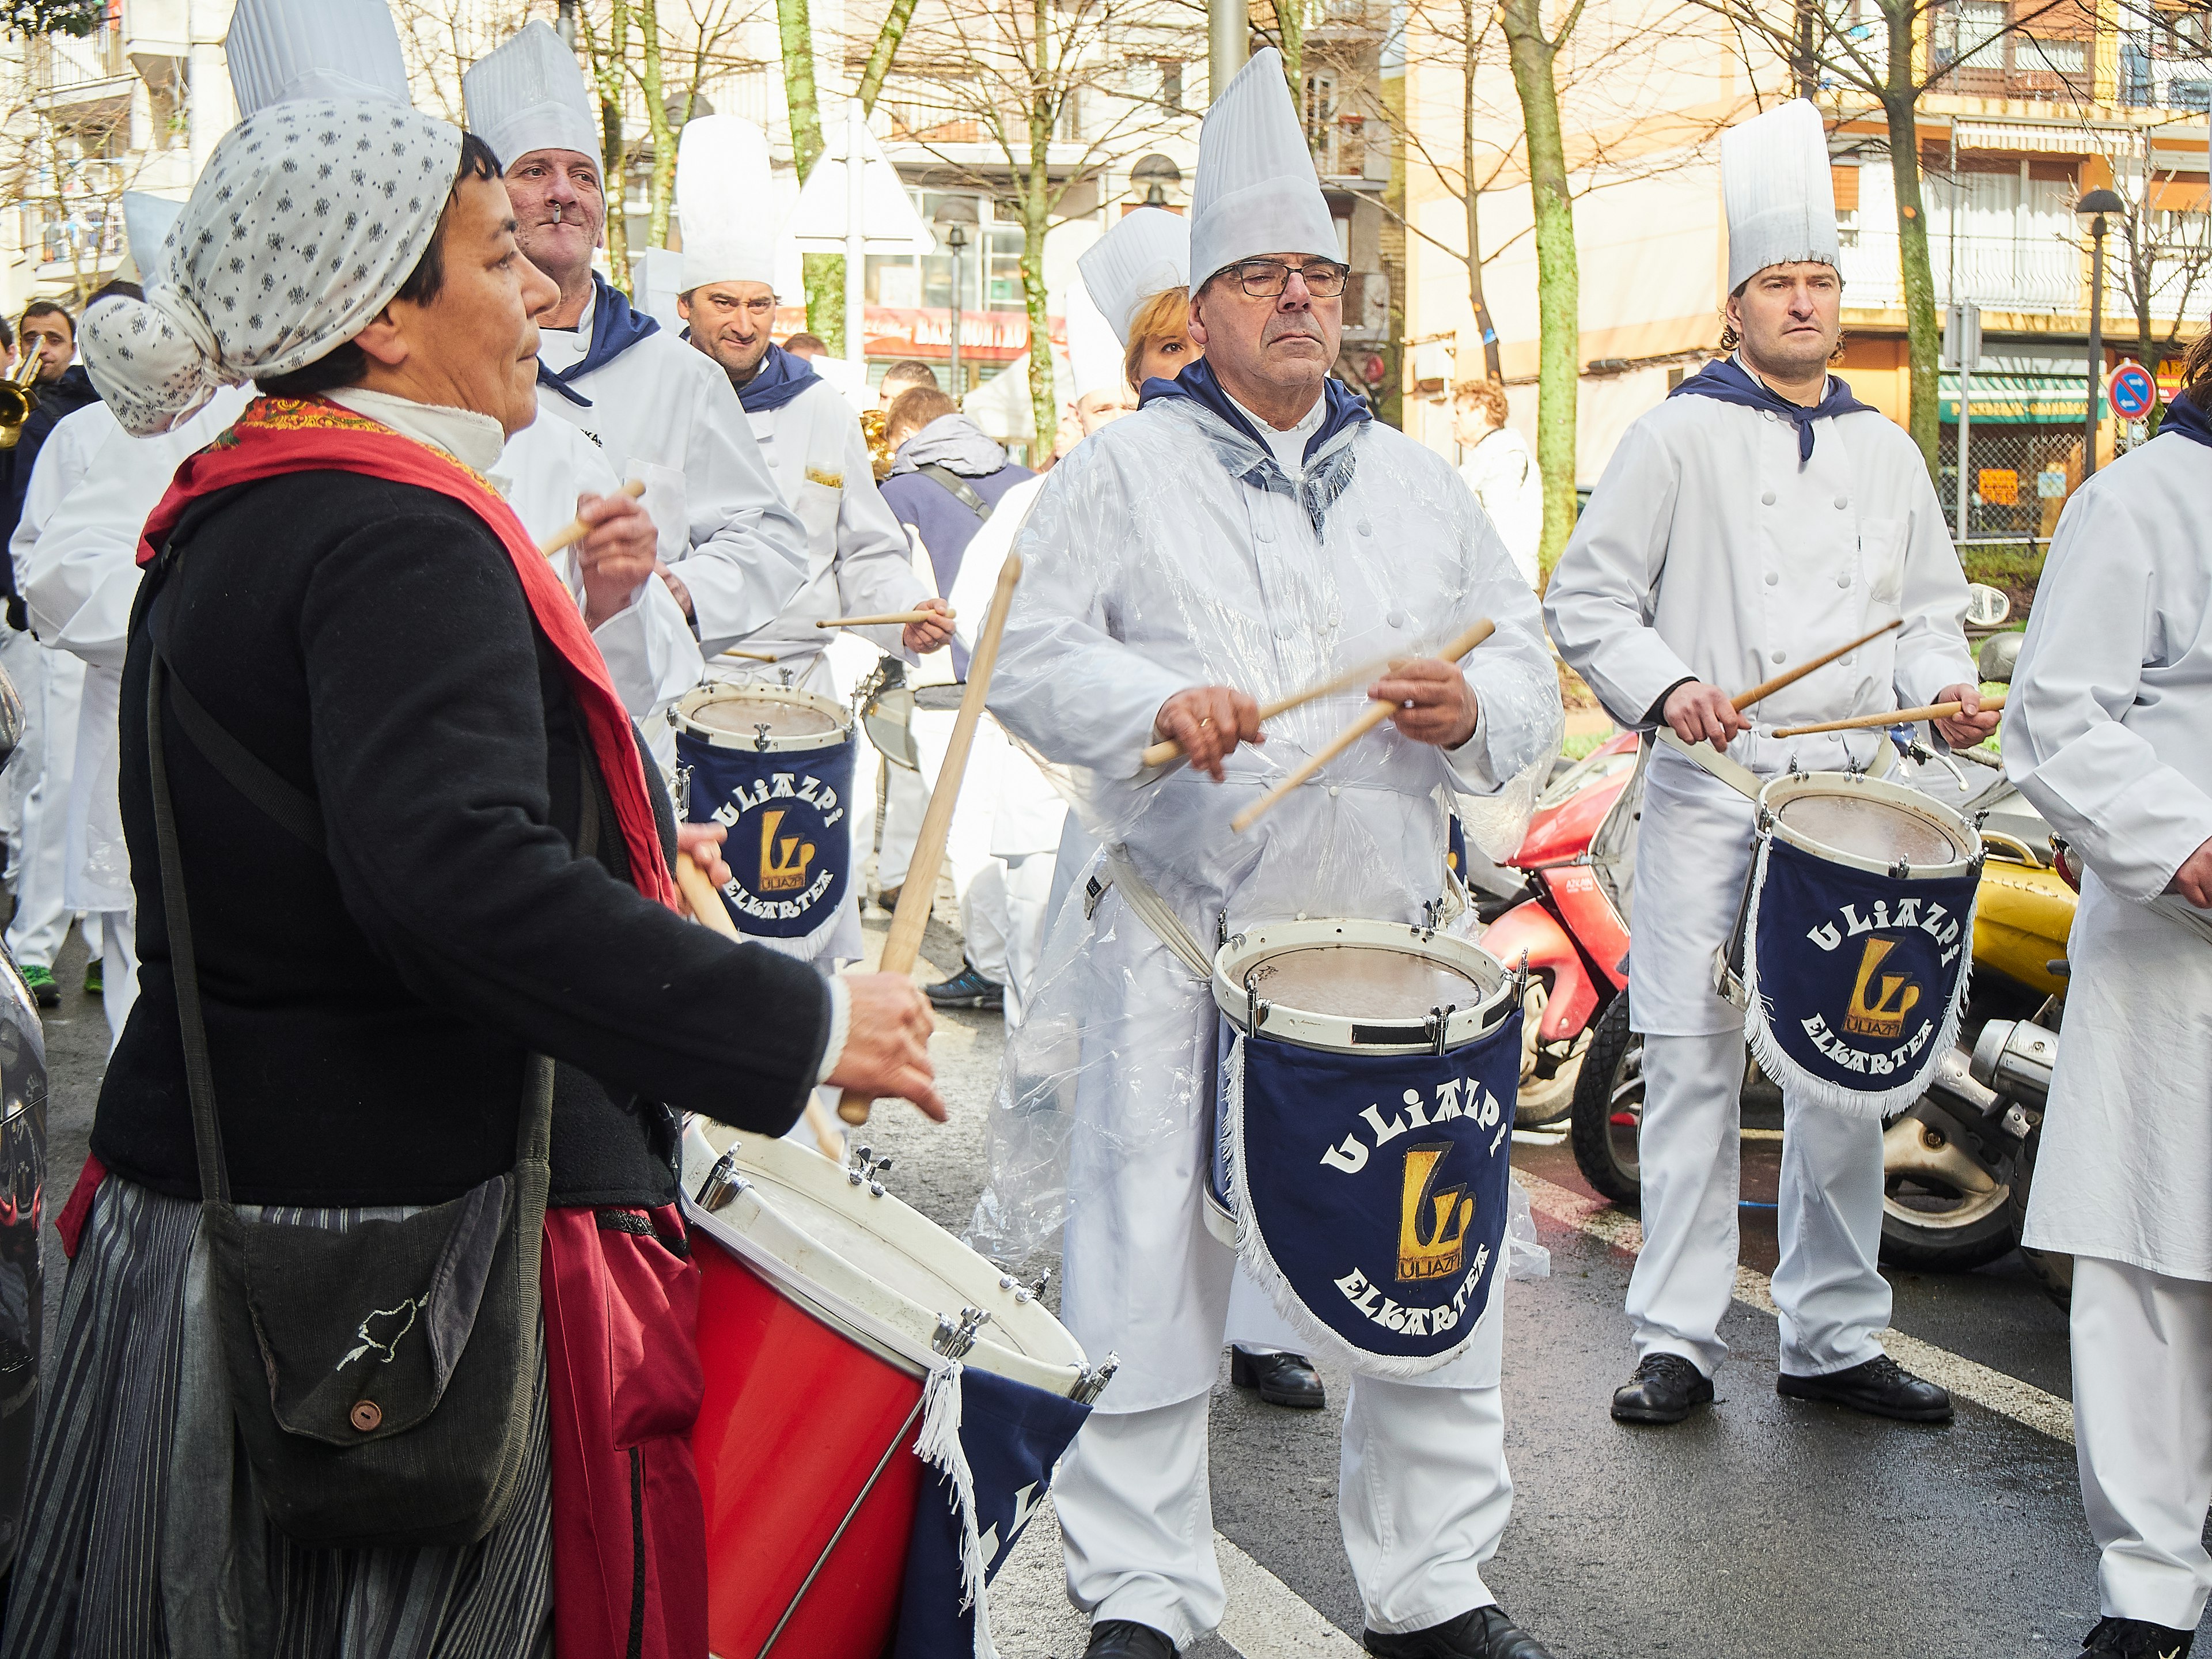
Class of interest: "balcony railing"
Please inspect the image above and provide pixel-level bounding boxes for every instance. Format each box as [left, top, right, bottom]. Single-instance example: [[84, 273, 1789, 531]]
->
[[1841, 230, 2081, 311]]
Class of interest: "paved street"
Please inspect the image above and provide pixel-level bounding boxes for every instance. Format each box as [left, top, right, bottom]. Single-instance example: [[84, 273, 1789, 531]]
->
[[28, 905, 2175, 1657]]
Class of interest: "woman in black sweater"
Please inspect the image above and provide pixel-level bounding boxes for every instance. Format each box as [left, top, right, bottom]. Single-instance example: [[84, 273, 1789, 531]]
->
[[3, 102, 940, 1659]]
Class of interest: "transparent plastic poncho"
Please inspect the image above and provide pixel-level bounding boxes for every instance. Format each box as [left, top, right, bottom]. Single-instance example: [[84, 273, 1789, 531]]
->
[[968, 397, 1565, 1266]]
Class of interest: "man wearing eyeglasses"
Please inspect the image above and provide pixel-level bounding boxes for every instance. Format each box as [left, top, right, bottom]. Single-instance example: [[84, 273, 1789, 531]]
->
[[979, 50, 1561, 1659]]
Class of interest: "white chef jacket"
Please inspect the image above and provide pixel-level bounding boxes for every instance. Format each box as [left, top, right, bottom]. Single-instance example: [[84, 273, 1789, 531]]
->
[[9, 400, 119, 563], [535, 282, 808, 656], [976, 394, 1562, 1410], [2006, 429, 2212, 1279], [1544, 384, 1976, 1034]]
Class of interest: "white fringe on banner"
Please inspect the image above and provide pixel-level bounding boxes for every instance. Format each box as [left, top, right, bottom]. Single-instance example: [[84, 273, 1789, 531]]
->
[[1220, 1033, 1495, 1382], [911, 1361, 1000, 1659], [1737, 837, 1976, 1123]]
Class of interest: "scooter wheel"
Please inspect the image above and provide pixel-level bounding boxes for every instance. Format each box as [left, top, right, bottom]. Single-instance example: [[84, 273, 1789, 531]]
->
[[1569, 996, 1644, 1206]]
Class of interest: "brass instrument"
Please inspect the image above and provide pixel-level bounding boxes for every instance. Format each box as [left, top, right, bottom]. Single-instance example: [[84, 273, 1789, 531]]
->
[[861, 407, 894, 480], [0, 350, 44, 452]]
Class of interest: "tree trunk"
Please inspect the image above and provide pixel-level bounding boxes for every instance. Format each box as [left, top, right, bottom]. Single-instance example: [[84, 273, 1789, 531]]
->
[[1020, 0, 1058, 462], [777, 0, 836, 341], [579, 0, 631, 290], [1277, 0, 1305, 104], [1499, 0, 1579, 578], [1880, 54, 1938, 479], [639, 0, 676, 250], [857, 0, 922, 112], [1461, 0, 1501, 381]]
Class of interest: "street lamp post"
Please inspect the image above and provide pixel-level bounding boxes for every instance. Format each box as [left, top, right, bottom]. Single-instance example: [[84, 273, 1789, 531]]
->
[[2077, 187, 2124, 479], [934, 196, 979, 400]]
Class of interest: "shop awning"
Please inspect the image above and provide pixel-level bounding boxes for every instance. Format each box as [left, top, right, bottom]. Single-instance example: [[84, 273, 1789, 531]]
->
[[1940, 373, 2109, 425]]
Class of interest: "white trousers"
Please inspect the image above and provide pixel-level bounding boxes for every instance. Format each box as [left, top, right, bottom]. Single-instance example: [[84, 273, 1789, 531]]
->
[[1629, 1029, 1889, 1377], [99, 907, 135, 1052], [0, 627, 43, 880], [1225, 1264, 1305, 1355], [972, 850, 1058, 1026], [2072, 1255, 2212, 1630], [1056, 1302, 1511, 1646], [6, 649, 84, 971]]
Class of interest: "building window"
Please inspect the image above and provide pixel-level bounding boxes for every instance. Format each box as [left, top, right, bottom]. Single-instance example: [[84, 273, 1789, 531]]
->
[[1160, 59, 1183, 111]]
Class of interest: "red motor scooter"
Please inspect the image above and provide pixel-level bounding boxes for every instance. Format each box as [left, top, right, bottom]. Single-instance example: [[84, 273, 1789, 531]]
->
[[1479, 731, 1641, 1125]]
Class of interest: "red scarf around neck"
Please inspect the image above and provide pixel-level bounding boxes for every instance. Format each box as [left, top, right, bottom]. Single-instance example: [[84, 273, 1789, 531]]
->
[[138, 395, 680, 912]]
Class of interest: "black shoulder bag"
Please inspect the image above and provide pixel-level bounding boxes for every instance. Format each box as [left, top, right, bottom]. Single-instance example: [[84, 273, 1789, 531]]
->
[[916, 461, 994, 521], [146, 646, 551, 1550]]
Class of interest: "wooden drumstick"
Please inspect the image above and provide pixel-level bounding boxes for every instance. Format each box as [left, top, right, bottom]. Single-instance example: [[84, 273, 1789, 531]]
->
[[839, 555, 1022, 1126], [540, 477, 647, 559], [1771, 685, 2007, 738], [1230, 620, 1497, 836], [1730, 619, 1902, 711], [675, 851, 846, 1161], [1137, 653, 1400, 771], [718, 647, 780, 662], [813, 609, 955, 630]]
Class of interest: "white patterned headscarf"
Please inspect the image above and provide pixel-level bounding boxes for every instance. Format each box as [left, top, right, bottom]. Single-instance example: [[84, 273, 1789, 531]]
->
[[82, 99, 463, 437]]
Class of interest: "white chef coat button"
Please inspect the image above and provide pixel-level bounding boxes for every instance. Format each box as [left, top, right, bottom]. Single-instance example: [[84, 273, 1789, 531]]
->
[[1764, 571, 1779, 586], [1834, 495, 1849, 509], [1358, 522, 1373, 536], [1771, 650, 1786, 664], [1760, 490, 1776, 506], [1387, 608, 1407, 628], [1327, 785, 1340, 798], [1837, 573, 1851, 588]]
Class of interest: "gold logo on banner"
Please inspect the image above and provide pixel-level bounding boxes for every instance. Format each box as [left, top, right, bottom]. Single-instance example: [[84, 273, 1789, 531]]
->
[[1844, 936, 1922, 1039], [1397, 1144, 1475, 1283], [757, 809, 817, 893]]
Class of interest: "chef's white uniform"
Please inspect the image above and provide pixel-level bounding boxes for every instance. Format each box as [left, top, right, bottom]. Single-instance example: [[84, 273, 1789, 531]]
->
[[983, 391, 1560, 1644], [1545, 376, 1975, 1380], [533, 278, 808, 660], [2003, 428, 2212, 1633], [22, 388, 687, 1045], [4, 401, 116, 979]]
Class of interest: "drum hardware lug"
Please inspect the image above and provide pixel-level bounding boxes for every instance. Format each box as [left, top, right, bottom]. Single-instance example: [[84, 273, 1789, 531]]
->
[[1999, 1101, 2032, 1141], [846, 1145, 895, 1194], [932, 1305, 992, 1361], [1074, 1353, 1120, 1406], [1217, 911, 1229, 948], [1002, 1267, 1050, 1305], [672, 763, 694, 820], [1889, 857, 1911, 879], [1426, 1003, 1455, 1057], [694, 1150, 747, 1213], [752, 721, 774, 753], [1756, 805, 1775, 835]]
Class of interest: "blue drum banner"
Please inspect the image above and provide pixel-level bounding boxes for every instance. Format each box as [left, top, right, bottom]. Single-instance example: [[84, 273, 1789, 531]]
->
[[1742, 835, 1980, 1120], [894, 1366, 1090, 1659], [677, 730, 855, 942], [1225, 1011, 1521, 1374]]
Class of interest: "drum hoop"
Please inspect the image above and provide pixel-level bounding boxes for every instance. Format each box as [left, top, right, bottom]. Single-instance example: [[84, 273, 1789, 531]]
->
[[681, 1127, 1090, 1396], [1210, 918, 1514, 1054], [676, 683, 853, 753], [1756, 771, 1980, 878]]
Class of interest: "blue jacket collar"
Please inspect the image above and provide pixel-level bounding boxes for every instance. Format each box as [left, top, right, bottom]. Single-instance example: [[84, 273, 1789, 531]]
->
[[1138, 358, 1372, 539], [1665, 356, 1876, 463], [536, 274, 661, 408], [1138, 357, 1372, 468], [2157, 392, 2211, 451]]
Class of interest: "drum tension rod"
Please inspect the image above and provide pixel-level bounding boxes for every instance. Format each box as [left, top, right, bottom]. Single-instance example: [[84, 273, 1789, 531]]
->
[[752, 721, 773, 753], [997, 1268, 1051, 1305], [694, 1149, 747, 1213], [1074, 1352, 1122, 1406], [1889, 858, 1912, 880], [846, 1144, 895, 1195], [933, 1306, 993, 1361]]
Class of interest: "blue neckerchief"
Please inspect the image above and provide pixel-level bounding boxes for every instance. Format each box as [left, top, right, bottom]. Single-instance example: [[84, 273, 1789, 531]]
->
[[2157, 393, 2211, 450], [734, 343, 821, 415], [1137, 356, 1371, 465], [1665, 357, 1875, 463], [537, 274, 661, 408], [1137, 358, 1372, 537]]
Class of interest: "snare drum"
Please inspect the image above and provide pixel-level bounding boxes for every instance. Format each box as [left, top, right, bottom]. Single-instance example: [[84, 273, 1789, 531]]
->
[[675, 684, 855, 942], [682, 1124, 1107, 1659], [1207, 920, 1522, 1370], [1721, 770, 1983, 1116]]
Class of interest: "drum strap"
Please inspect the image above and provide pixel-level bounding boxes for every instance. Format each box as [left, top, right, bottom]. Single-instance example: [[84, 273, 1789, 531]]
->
[[1086, 844, 1214, 980]]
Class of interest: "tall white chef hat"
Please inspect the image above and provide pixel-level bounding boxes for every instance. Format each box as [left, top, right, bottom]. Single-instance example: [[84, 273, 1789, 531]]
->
[[1077, 206, 1189, 346], [225, 0, 412, 115], [463, 20, 600, 168], [1065, 279, 1126, 399], [1722, 99, 1840, 294], [677, 115, 778, 291], [1187, 48, 1340, 291], [118, 191, 183, 281]]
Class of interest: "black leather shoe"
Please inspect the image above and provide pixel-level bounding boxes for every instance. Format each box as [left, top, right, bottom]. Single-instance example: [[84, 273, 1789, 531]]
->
[[2084, 1616, 2195, 1657], [1230, 1345, 1327, 1408], [1365, 1603, 1556, 1658], [1085, 1619, 1177, 1658], [1777, 1353, 1953, 1422], [1609, 1353, 1713, 1424]]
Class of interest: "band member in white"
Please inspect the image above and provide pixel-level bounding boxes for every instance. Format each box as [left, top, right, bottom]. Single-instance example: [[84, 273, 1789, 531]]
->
[[671, 113, 952, 978], [983, 52, 1561, 1659], [2004, 340, 2212, 1659], [464, 21, 807, 660], [1544, 100, 1995, 1427]]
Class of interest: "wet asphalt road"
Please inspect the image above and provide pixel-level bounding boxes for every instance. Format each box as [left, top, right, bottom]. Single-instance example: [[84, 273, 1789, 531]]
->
[[27, 905, 2170, 1657]]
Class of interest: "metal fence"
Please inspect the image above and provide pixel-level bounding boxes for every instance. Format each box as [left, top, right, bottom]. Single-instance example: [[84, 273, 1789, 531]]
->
[[1937, 423, 2084, 542]]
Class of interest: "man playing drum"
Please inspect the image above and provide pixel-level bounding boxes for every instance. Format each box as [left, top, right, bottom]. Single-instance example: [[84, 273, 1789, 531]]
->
[[1544, 99, 1998, 1427], [2004, 336, 2212, 1659], [983, 51, 1563, 1659]]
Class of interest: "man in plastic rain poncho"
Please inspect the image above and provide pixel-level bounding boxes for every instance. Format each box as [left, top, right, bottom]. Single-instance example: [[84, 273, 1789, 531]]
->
[[464, 21, 808, 691], [2002, 334, 2212, 1659], [974, 50, 1563, 1659], [1544, 99, 1996, 1429]]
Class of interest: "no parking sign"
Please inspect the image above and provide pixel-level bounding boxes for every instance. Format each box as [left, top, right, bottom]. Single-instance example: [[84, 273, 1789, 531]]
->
[[2108, 361, 2157, 422]]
